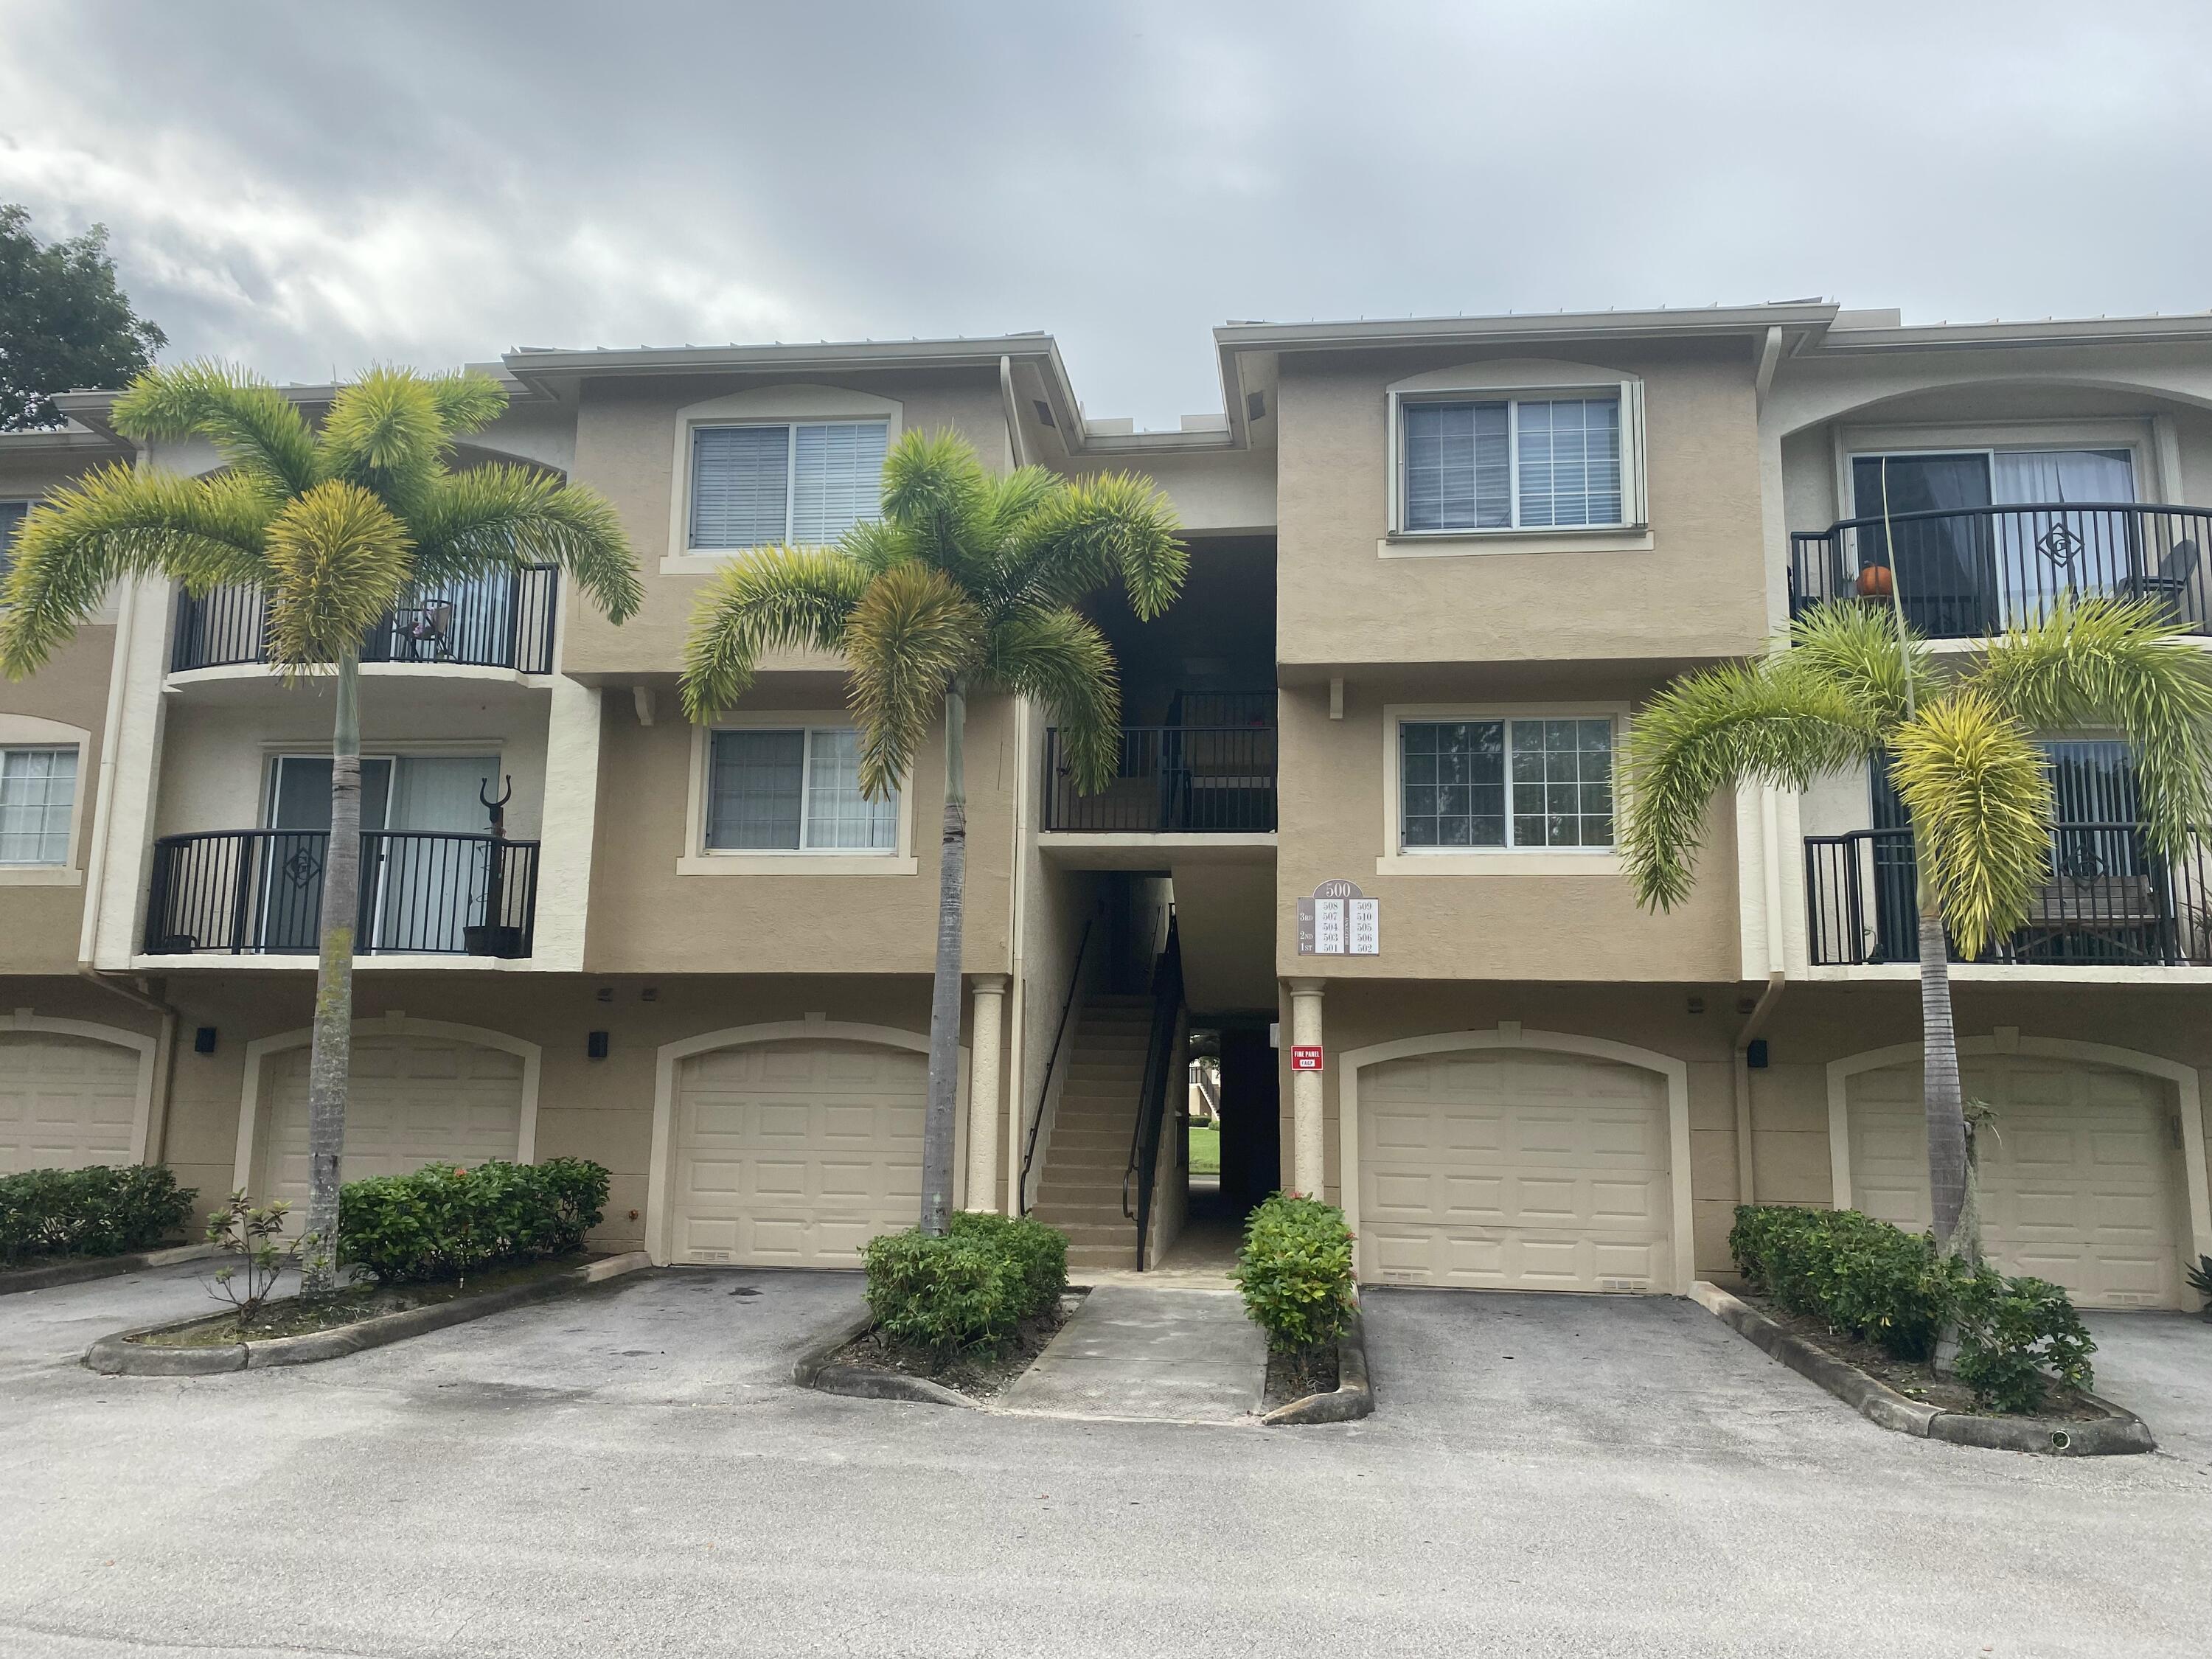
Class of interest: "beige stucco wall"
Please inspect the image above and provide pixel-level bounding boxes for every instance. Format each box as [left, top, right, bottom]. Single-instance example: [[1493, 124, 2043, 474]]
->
[[1273, 340, 1767, 669], [0, 627, 113, 973], [1274, 672, 1742, 984], [557, 369, 1010, 678], [582, 676, 1015, 976]]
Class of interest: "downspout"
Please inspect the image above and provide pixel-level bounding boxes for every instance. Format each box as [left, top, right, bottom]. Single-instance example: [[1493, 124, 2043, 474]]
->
[[998, 355, 1030, 470], [1732, 787, 1790, 1205], [77, 538, 142, 965]]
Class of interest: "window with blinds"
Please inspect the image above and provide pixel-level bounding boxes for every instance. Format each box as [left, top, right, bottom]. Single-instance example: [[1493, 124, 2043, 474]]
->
[[706, 728, 897, 852], [0, 745, 77, 865], [689, 422, 888, 549], [1399, 717, 1613, 850], [1401, 396, 1624, 532], [0, 500, 27, 582]]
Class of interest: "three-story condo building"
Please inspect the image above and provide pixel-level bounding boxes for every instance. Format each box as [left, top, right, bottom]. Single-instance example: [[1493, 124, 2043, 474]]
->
[[4, 301, 2208, 1306]]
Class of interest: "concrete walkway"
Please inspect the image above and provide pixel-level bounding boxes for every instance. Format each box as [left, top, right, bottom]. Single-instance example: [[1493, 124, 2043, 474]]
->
[[1001, 1283, 1265, 1423]]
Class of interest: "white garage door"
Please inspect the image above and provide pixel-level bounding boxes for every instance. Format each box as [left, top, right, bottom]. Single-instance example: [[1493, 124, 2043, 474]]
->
[[1849, 1057, 2188, 1308], [669, 1040, 925, 1267], [1359, 1048, 1673, 1292], [264, 1034, 525, 1206], [0, 1033, 141, 1172]]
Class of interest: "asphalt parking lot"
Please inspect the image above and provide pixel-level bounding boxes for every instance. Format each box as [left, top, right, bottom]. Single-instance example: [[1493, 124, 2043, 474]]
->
[[3, 1266, 2206, 1658]]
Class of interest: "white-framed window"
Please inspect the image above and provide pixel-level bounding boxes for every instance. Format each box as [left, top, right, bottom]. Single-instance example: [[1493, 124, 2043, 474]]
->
[[0, 499, 28, 583], [689, 421, 889, 550], [0, 745, 79, 865], [1400, 395, 1624, 533], [706, 727, 897, 852], [1398, 717, 1615, 851]]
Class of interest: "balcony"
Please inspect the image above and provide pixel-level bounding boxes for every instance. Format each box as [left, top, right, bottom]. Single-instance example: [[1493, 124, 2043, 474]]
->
[[1804, 824, 2212, 967], [1789, 504, 2210, 639], [1042, 695, 1276, 833], [170, 566, 560, 675], [144, 830, 540, 958]]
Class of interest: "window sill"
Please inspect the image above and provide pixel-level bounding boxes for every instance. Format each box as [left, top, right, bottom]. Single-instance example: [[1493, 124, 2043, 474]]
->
[[661, 550, 767, 576], [0, 865, 83, 886], [1378, 526, 1653, 559], [676, 852, 918, 877], [1374, 851, 1622, 877]]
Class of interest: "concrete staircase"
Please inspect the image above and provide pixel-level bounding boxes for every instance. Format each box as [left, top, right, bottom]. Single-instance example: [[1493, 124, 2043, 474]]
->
[[1029, 992, 1152, 1274]]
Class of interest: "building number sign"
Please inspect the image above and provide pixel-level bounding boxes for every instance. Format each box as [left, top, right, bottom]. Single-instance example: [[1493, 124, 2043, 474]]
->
[[1296, 879, 1380, 956]]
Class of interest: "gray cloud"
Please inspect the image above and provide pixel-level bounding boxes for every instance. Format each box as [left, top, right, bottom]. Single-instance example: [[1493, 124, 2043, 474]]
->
[[4, 0, 2211, 427]]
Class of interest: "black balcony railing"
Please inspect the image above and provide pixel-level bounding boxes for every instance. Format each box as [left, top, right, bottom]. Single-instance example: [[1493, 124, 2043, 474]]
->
[[1804, 823, 2212, 967], [1043, 724, 1277, 832], [170, 566, 560, 675], [145, 830, 540, 957], [1789, 503, 2212, 638]]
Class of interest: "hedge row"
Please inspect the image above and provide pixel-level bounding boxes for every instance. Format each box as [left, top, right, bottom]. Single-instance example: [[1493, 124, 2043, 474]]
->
[[1231, 1192, 1356, 1354], [1729, 1204, 2095, 1413], [1, 1166, 197, 1267], [861, 1212, 1068, 1357], [338, 1158, 609, 1284]]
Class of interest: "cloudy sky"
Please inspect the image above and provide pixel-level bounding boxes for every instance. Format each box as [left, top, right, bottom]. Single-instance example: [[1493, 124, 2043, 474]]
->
[[4, 1, 2210, 428]]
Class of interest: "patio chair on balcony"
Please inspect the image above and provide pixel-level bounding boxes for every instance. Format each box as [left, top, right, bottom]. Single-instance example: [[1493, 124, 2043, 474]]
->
[[2014, 872, 2166, 963], [2123, 538, 2199, 623], [396, 597, 456, 662]]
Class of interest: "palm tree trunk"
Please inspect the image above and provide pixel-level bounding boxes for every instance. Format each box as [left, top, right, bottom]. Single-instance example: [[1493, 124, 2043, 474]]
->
[[1916, 872, 1969, 1254], [300, 650, 362, 1291], [920, 679, 967, 1237]]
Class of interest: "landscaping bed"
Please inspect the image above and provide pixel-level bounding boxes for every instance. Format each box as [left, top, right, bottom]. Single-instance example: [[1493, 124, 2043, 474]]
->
[[813, 1290, 1080, 1403], [129, 1253, 602, 1347], [1234, 1192, 1374, 1425], [1265, 1340, 1338, 1408]]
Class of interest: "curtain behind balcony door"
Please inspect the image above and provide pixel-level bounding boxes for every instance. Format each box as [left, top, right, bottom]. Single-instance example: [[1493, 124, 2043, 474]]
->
[[1992, 450, 2136, 625], [1852, 454, 1996, 636], [376, 757, 499, 952]]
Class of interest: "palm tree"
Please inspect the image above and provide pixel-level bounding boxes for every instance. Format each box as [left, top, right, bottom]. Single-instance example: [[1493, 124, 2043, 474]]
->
[[0, 363, 641, 1287], [1621, 597, 2212, 1254], [679, 429, 1183, 1234]]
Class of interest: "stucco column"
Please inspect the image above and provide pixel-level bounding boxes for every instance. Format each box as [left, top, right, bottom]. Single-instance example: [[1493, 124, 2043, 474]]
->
[[965, 975, 1009, 1211], [1288, 978, 1326, 1198]]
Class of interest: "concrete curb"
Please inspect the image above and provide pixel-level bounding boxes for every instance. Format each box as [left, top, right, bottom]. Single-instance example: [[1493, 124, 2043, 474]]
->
[[1690, 1280, 2154, 1456], [1261, 1309, 1374, 1426], [790, 1311, 980, 1410], [83, 1251, 652, 1377], [0, 1242, 217, 1298]]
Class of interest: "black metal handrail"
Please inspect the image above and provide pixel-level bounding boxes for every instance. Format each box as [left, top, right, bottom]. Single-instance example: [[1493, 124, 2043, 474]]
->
[[1804, 822, 2212, 966], [1121, 917, 1184, 1270], [144, 829, 540, 957], [170, 566, 560, 675], [1789, 502, 2211, 638], [1018, 913, 1096, 1218], [1043, 725, 1276, 832]]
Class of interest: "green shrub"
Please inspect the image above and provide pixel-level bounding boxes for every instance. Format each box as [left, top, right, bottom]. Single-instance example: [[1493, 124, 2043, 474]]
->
[[1952, 1266, 2096, 1413], [0, 1165, 196, 1267], [860, 1212, 1068, 1358], [1728, 1204, 1952, 1360], [1231, 1192, 1354, 1354], [1730, 1204, 2097, 1410], [338, 1158, 608, 1284]]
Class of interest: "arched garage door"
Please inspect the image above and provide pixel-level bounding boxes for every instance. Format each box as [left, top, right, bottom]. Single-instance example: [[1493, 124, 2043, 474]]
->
[[0, 1032, 140, 1172], [1359, 1048, 1672, 1292], [669, 1040, 925, 1267], [1848, 1055, 2188, 1308], [263, 1034, 525, 1206]]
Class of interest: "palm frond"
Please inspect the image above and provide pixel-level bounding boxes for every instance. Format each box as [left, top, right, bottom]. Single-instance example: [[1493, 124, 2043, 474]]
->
[[260, 481, 414, 669], [1784, 599, 1927, 728], [108, 361, 320, 498], [411, 464, 641, 622], [677, 547, 871, 720], [1004, 470, 1186, 619], [1620, 658, 1882, 911], [878, 428, 993, 578], [316, 367, 446, 518], [1968, 596, 2212, 853], [423, 370, 508, 437], [0, 465, 275, 677], [836, 515, 917, 578], [843, 562, 987, 799], [984, 607, 1121, 793], [1890, 689, 2053, 957]]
